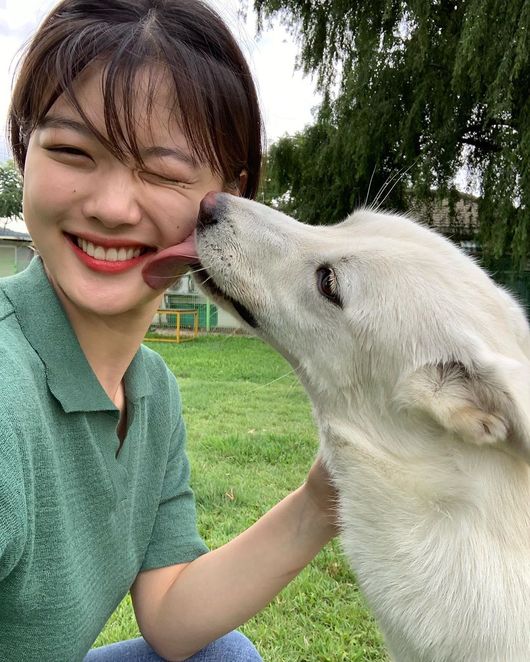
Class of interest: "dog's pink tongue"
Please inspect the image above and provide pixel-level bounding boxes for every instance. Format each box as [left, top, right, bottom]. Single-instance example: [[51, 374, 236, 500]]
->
[[142, 233, 199, 290]]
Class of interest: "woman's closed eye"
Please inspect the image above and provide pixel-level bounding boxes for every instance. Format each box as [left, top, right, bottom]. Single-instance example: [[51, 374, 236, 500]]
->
[[45, 145, 92, 159], [138, 170, 195, 189]]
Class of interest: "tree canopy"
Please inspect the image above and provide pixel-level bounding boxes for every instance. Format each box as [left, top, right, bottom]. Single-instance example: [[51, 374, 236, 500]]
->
[[253, 0, 529, 267], [0, 160, 23, 223]]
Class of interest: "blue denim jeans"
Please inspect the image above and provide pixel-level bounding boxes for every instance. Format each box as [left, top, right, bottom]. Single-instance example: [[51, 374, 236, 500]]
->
[[83, 631, 262, 661]]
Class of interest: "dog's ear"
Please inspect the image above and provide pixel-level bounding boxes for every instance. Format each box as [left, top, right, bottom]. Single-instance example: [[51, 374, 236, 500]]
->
[[393, 350, 530, 463]]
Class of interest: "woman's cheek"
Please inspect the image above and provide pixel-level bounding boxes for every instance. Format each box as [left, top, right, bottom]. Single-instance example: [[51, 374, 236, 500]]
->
[[24, 161, 76, 225], [155, 190, 202, 242]]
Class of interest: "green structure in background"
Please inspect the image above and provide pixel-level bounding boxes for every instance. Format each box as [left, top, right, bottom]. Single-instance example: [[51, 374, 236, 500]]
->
[[164, 292, 218, 330]]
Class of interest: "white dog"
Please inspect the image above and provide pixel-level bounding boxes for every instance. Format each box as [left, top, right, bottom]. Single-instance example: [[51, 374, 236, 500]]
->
[[194, 192, 530, 662]]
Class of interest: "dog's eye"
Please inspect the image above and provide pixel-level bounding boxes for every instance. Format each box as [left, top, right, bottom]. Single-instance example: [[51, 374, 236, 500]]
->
[[316, 267, 341, 305]]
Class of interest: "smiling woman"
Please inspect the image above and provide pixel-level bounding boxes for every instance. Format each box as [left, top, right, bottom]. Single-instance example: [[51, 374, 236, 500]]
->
[[0, 2, 339, 662]]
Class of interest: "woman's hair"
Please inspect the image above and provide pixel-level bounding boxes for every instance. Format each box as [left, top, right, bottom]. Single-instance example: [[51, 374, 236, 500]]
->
[[8, 0, 263, 198]]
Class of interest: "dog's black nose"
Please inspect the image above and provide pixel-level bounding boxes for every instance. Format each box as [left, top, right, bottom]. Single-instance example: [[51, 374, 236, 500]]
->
[[198, 191, 219, 227]]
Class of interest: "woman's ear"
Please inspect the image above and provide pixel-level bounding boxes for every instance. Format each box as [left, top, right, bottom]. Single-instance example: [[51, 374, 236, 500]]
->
[[230, 170, 248, 196], [223, 170, 248, 196], [236, 170, 248, 196]]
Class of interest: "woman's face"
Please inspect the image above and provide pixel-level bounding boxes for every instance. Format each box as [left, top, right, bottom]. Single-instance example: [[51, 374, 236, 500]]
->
[[23, 64, 226, 317]]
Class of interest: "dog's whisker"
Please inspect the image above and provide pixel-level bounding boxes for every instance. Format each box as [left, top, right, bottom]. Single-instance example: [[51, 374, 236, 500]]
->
[[143, 266, 211, 281], [369, 178, 395, 211], [248, 365, 300, 392], [220, 327, 241, 343], [371, 158, 421, 212], [199, 274, 214, 287], [370, 167, 405, 210], [365, 163, 378, 208], [144, 264, 213, 281], [370, 158, 419, 210], [186, 265, 211, 276], [376, 159, 420, 211]]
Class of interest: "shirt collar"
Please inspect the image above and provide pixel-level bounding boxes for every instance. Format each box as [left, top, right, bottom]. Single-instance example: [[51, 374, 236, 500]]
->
[[1, 257, 152, 413]]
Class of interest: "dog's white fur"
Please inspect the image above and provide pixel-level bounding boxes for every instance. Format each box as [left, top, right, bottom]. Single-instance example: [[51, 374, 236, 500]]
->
[[195, 195, 530, 662]]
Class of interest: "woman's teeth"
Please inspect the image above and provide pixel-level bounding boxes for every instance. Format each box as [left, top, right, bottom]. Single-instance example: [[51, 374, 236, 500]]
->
[[76, 237, 142, 262]]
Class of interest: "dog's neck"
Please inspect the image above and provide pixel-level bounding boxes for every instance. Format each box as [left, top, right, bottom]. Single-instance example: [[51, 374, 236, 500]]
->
[[319, 415, 530, 542], [317, 417, 530, 660]]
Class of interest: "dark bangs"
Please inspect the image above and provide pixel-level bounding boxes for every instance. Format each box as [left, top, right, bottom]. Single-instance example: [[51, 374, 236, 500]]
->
[[8, 0, 263, 198]]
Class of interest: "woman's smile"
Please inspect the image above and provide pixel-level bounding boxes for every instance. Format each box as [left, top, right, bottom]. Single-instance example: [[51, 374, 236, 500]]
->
[[64, 232, 155, 274]]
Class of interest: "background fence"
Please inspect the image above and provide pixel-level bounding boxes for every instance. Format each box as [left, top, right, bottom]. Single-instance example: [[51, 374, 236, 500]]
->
[[147, 272, 246, 338]]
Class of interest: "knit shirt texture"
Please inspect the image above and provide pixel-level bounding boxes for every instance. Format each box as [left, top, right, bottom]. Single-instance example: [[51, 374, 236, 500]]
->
[[0, 258, 208, 661]]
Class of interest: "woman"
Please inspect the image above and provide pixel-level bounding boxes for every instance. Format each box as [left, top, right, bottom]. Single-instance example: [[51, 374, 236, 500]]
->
[[0, 1, 337, 660]]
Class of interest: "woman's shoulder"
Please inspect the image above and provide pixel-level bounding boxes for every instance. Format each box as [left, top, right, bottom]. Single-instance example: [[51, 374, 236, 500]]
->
[[0, 282, 15, 322], [0, 344, 38, 431], [0, 293, 45, 432], [0, 289, 41, 379], [139, 343, 178, 381], [0, 317, 28, 376], [136, 344, 184, 423]]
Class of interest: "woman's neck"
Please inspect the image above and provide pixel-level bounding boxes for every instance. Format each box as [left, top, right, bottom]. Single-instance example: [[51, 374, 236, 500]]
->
[[54, 288, 162, 405]]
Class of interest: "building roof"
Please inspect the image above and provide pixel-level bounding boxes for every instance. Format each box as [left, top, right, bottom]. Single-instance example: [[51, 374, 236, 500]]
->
[[0, 226, 32, 242]]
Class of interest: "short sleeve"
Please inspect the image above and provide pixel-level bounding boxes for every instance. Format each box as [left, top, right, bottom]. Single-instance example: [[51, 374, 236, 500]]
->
[[0, 426, 27, 581], [140, 412, 208, 571]]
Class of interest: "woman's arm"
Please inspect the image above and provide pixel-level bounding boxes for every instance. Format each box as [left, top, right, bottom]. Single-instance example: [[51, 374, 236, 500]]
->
[[131, 459, 337, 661]]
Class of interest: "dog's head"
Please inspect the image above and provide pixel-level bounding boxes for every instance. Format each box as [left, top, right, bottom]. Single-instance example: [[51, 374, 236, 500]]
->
[[195, 192, 530, 463]]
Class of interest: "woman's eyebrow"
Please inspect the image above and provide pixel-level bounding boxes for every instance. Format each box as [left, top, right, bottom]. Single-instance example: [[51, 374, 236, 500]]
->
[[39, 115, 94, 137], [141, 146, 200, 169], [39, 115, 200, 168]]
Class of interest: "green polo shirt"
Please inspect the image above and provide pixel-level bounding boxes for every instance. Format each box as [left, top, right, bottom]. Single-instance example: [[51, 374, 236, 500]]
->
[[0, 258, 208, 661]]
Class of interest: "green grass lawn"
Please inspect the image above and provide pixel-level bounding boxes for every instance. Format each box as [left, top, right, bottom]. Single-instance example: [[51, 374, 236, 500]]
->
[[93, 335, 388, 661]]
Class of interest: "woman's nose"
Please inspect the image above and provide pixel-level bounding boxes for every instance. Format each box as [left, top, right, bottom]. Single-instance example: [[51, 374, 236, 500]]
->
[[82, 166, 143, 228]]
